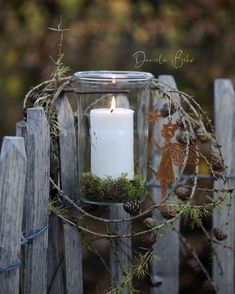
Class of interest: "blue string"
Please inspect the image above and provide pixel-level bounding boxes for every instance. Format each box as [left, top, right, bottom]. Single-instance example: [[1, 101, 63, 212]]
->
[[21, 224, 48, 245], [0, 261, 20, 274], [0, 224, 48, 274]]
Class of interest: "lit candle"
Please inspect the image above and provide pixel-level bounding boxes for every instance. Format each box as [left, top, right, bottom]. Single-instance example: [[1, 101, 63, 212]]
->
[[90, 96, 134, 179]]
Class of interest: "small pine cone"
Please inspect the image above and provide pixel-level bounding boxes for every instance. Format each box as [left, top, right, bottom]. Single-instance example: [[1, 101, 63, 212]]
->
[[211, 160, 225, 173], [81, 202, 98, 212], [187, 259, 201, 274], [175, 185, 191, 201], [123, 200, 141, 216], [143, 217, 157, 229], [213, 227, 227, 241], [176, 131, 195, 146], [176, 118, 185, 129], [159, 204, 177, 219], [203, 280, 217, 293], [142, 232, 158, 246], [211, 151, 225, 172], [160, 103, 176, 117], [196, 128, 210, 143]]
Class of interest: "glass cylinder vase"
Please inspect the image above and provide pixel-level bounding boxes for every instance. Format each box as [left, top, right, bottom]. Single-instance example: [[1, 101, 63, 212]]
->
[[74, 71, 153, 205]]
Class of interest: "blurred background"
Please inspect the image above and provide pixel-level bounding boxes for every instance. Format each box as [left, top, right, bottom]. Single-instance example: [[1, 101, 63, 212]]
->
[[1, 0, 235, 142], [0, 0, 234, 293]]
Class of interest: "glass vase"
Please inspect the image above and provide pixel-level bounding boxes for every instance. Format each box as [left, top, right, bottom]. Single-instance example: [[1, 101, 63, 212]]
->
[[74, 71, 153, 205]]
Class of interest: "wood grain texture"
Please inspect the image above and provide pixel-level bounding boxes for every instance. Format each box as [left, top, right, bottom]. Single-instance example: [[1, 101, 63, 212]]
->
[[16, 121, 27, 229], [151, 75, 180, 294], [23, 107, 50, 294], [109, 206, 132, 293], [47, 214, 64, 294], [213, 79, 235, 294], [0, 136, 27, 294], [56, 94, 83, 294], [47, 134, 64, 294]]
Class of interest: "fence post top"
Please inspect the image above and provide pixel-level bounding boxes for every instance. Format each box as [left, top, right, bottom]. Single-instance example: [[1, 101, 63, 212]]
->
[[0, 136, 26, 160]]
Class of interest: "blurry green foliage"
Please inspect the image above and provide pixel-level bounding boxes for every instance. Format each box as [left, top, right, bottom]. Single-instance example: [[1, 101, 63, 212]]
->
[[0, 0, 235, 140]]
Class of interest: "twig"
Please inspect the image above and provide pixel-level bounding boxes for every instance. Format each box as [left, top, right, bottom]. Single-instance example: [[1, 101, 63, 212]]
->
[[175, 228, 217, 292]]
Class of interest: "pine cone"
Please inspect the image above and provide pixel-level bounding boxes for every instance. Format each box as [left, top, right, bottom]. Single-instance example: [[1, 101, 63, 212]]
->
[[176, 118, 185, 129], [81, 202, 98, 212], [123, 200, 141, 216], [211, 150, 225, 179], [176, 132, 195, 145], [213, 227, 227, 241], [143, 217, 157, 229], [187, 259, 201, 274], [211, 151, 225, 172], [175, 185, 191, 201], [142, 232, 158, 246], [160, 103, 176, 117], [159, 204, 177, 219], [196, 128, 210, 143], [203, 280, 217, 293]]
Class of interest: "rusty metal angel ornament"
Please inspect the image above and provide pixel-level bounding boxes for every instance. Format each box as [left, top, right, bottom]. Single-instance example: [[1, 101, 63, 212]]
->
[[152, 121, 198, 199]]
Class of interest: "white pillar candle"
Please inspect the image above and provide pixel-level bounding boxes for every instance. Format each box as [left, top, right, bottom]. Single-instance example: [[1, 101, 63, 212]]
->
[[90, 98, 134, 180]]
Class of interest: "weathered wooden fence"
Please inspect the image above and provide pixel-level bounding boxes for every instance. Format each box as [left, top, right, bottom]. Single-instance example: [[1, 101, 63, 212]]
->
[[0, 76, 234, 294]]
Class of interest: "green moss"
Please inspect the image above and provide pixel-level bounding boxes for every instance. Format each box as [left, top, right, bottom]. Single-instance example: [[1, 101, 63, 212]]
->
[[80, 172, 145, 203]]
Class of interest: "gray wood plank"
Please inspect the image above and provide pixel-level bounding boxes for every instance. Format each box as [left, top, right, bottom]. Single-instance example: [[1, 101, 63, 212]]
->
[[16, 121, 28, 294], [47, 136, 64, 294], [0, 136, 27, 294], [56, 94, 83, 294], [23, 107, 50, 294], [213, 79, 235, 294], [47, 214, 64, 294], [109, 207, 132, 292], [150, 75, 180, 294], [16, 121, 27, 230]]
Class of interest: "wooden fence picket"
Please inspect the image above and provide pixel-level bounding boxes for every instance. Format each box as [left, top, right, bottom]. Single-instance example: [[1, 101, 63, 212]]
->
[[47, 128, 64, 294], [20, 107, 50, 294], [212, 79, 235, 294], [16, 121, 27, 230], [109, 207, 132, 292], [0, 137, 27, 294], [47, 214, 64, 294], [150, 75, 180, 294], [56, 94, 83, 294]]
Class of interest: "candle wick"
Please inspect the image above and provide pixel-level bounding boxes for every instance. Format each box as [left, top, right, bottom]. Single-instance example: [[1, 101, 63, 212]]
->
[[111, 109, 114, 113]]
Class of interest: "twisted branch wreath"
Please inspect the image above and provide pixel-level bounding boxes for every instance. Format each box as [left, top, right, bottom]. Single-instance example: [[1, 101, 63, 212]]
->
[[23, 75, 233, 292]]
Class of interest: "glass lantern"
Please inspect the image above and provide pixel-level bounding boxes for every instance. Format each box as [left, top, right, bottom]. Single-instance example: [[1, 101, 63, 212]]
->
[[74, 71, 153, 205]]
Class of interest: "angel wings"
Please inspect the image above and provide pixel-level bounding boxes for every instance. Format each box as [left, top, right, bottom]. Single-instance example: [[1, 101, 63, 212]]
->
[[169, 143, 199, 167], [151, 122, 199, 199]]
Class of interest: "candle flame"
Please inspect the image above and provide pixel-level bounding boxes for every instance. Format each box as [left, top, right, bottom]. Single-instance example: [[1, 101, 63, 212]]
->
[[111, 96, 116, 112]]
